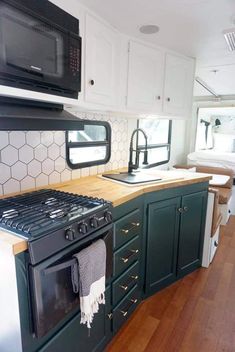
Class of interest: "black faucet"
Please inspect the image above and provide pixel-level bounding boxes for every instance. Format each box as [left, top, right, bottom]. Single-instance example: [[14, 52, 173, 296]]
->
[[128, 128, 148, 174]]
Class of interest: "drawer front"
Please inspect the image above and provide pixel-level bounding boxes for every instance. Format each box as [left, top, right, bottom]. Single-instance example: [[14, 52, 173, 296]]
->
[[113, 284, 140, 333], [112, 261, 139, 306], [113, 236, 140, 278], [114, 209, 141, 250]]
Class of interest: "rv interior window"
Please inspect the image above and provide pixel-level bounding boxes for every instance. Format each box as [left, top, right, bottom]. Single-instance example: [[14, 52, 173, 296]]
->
[[66, 121, 111, 169], [137, 119, 172, 168]]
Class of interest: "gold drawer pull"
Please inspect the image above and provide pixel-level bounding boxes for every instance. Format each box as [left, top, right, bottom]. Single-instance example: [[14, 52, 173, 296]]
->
[[121, 222, 140, 235], [120, 310, 128, 317], [120, 249, 139, 263], [119, 274, 139, 291], [130, 298, 138, 304], [119, 284, 128, 291], [120, 297, 138, 317]]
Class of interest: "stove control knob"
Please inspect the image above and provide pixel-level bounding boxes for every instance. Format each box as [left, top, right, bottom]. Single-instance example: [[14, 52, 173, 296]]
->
[[104, 211, 112, 223], [78, 222, 88, 235], [65, 228, 75, 241], [90, 217, 99, 228]]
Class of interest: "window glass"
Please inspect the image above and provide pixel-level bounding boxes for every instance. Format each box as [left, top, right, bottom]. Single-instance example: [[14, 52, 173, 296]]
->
[[69, 146, 107, 164], [137, 119, 172, 168], [68, 125, 107, 143], [66, 121, 111, 169], [138, 119, 170, 145]]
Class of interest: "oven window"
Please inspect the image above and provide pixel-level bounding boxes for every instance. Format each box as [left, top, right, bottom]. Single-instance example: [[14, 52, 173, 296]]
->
[[66, 121, 111, 169]]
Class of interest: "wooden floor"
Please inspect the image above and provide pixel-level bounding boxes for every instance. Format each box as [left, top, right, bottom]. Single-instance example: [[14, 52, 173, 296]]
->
[[107, 216, 235, 352]]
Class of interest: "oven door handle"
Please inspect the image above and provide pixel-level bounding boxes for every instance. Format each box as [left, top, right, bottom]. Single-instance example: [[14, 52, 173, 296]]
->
[[43, 258, 77, 276]]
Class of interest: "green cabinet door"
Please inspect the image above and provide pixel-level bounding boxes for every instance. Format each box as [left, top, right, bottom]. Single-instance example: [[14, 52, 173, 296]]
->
[[177, 191, 207, 277], [145, 197, 181, 295]]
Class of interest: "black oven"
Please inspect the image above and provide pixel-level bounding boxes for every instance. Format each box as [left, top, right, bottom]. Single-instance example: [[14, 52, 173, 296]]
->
[[29, 224, 113, 338], [0, 0, 82, 99]]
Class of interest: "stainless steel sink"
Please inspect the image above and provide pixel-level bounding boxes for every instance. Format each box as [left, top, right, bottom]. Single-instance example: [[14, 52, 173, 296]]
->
[[102, 172, 162, 185]]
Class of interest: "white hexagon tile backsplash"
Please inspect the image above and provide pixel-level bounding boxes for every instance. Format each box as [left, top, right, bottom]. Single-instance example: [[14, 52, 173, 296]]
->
[[0, 113, 129, 196]]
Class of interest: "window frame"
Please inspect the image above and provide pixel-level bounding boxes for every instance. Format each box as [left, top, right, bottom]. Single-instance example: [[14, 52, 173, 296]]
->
[[137, 119, 172, 168], [66, 120, 111, 169]]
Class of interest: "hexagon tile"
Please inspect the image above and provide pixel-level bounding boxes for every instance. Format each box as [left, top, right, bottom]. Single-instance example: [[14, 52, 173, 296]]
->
[[0, 114, 129, 195]]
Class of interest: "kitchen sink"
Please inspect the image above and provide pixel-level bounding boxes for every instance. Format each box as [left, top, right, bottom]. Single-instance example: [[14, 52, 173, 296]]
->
[[102, 172, 162, 185]]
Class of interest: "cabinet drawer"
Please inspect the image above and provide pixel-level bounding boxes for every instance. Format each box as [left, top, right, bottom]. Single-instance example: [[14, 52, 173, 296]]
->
[[113, 236, 140, 278], [113, 284, 140, 333], [112, 261, 139, 306], [114, 209, 141, 250]]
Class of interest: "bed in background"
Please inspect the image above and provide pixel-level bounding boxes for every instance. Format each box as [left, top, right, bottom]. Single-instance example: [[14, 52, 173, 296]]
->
[[187, 150, 235, 175]]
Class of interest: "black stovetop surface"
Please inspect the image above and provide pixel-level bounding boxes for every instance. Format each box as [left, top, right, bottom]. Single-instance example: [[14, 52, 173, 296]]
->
[[0, 189, 108, 239]]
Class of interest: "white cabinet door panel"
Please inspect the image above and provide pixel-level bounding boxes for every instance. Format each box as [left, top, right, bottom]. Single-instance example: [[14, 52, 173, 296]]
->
[[85, 14, 119, 106], [163, 53, 194, 116], [127, 41, 164, 112]]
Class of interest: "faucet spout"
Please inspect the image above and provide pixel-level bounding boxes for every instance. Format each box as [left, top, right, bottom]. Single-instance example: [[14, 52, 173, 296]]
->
[[128, 128, 148, 174]]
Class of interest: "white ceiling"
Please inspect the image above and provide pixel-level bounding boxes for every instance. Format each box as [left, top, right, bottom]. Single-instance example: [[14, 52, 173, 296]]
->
[[78, 0, 235, 97]]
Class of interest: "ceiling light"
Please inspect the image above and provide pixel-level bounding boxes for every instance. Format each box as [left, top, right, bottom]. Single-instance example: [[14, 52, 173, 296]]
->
[[223, 28, 235, 51], [139, 25, 160, 34]]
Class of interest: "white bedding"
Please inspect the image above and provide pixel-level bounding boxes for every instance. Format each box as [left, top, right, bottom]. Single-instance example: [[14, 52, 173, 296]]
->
[[187, 150, 235, 174]]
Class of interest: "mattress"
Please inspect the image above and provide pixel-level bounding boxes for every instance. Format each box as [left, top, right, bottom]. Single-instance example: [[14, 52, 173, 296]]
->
[[187, 150, 235, 175]]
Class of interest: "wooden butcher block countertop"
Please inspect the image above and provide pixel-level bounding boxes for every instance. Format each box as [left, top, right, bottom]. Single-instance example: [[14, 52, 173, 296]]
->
[[0, 169, 211, 256]]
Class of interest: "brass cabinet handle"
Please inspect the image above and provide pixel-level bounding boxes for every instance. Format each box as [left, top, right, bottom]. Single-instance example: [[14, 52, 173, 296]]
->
[[121, 222, 140, 235], [120, 297, 138, 317], [107, 313, 113, 320], [120, 310, 128, 317], [120, 249, 139, 263], [130, 298, 138, 304], [119, 274, 139, 291], [119, 284, 128, 291]]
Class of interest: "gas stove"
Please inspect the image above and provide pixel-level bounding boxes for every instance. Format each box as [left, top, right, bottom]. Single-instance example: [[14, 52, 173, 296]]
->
[[0, 189, 113, 263]]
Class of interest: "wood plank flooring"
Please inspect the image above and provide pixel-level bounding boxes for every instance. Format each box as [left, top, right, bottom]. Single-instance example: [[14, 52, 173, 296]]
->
[[107, 216, 235, 352]]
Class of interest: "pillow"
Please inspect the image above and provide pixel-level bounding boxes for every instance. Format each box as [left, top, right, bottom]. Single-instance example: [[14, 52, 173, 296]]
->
[[213, 133, 235, 153]]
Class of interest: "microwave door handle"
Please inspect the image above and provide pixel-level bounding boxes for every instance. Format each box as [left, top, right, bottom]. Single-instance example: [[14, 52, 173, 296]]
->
[[43, 258, 77, 276], [6, 61, 44, 77]]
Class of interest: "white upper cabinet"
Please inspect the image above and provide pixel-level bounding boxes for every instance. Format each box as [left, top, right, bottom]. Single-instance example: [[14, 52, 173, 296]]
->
[[85, 14, 119, 107], [127, 41, 165, 112], [163, 53, 195, 117], [125, 40, 195, 118]]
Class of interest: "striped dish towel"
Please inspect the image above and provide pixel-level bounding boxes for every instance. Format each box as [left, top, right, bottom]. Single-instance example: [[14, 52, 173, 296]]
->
[[71, 239, 106, 328]]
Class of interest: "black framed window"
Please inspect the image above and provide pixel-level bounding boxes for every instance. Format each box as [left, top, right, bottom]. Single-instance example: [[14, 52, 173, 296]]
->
[[137, 119, 172, 168], [66, 120, 111, 169]]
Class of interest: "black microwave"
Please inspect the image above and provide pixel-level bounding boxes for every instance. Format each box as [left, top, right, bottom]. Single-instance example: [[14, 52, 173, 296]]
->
[[0, 0, 82, 99]]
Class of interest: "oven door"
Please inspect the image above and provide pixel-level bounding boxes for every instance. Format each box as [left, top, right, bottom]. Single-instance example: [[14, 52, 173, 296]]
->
[[29, 224, 113, 338], [0, 2, 81, 95]]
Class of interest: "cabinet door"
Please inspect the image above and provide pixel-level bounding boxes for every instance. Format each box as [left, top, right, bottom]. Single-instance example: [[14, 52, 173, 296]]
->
[[163, 53, 194, 116], [127, 41, 164, 112], [85, 14, 119, 106], [145, 197, 181, 296], [177, 191, 208, 277]]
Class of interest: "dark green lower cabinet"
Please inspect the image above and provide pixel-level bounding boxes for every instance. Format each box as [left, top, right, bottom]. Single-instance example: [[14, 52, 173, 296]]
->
[[177, 191, 208, 277], [39, 287, 112, 352], [145, 189, 208, 297], [145, 197, 181, 295]]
